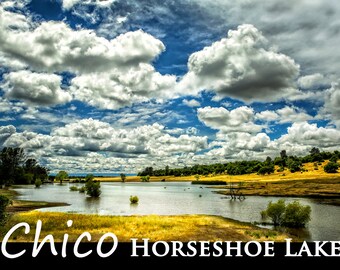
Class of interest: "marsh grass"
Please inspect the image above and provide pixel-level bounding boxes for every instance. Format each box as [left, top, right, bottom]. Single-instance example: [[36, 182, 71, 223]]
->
[[1, 212, 291, 242]]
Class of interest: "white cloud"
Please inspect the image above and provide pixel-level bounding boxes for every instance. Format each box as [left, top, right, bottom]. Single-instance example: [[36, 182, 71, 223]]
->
[[278, 122, 340, 149], [320, 81, 340, 128], [2, 70, 71, 106], [0, 125, 16, 144], [70, 64, 177, 110], [182, 99, 201, 107], [298, 73, 328, 89], [0, 18, 165, 74], [61, 0, 115, 10], [197, 106, 263, 133], [256, 106, 313, 124], [178, 24, 300, 102]]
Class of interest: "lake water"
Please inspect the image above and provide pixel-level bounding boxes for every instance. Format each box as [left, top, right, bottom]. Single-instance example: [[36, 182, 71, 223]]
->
[[12, 182, 340, 241]]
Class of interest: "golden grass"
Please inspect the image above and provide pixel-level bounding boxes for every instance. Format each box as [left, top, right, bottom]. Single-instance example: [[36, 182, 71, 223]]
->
[[95, 161, 340, 183], [1, 212, 292, 242]]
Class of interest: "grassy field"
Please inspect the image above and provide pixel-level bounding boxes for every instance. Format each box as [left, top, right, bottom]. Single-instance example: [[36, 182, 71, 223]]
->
[[94, 161, 339, 183], [1, 212, 292, 242]]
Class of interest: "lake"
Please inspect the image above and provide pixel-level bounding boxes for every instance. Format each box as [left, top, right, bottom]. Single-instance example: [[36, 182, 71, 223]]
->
[[12, 182, 340, 241]]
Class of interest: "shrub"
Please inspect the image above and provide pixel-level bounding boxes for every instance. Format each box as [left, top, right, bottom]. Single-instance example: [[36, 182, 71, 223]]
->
[[141, 175, 150, 182], [261, 200, 311, 228], [0, 195, 12, 224], [283, 201, 311, 227], [324, 162, 339, 173], [69, 186, 79, 191], [120, 173, 126, 182], [258, 165, 274, 175], [78, 186, 86, 193], [194, 174, 200, 181], [85, 179, 101, 197], [261, 199, 286, 226], [130, 195, 139, 204], [34, 178, 42, 188]]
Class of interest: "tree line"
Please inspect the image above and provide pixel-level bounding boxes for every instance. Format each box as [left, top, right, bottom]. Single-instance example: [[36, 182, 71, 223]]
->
[[0, 147, 48, 187], [138, 148, 340, 177]]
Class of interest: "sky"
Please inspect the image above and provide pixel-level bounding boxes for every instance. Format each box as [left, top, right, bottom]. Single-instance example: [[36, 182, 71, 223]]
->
[[0, 0, 340, 174]]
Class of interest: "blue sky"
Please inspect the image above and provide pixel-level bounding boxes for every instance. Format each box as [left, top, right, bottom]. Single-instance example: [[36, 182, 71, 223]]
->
[[0, 0, 340, 174]]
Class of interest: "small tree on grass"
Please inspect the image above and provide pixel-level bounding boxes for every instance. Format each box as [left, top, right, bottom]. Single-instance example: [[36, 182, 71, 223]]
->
[[85, 179, 101, 197], [141, 175, 150, 182], [324, 162, 339, 173], [261, 199, 311, 228], [0, 195, 12, 225], [120, 173, 126, 183], [194, 174, 200, 181]]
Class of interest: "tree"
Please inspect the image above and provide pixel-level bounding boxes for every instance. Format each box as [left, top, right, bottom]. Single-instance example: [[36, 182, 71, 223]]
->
[[324, 162, 339, 173], [0, 195, 12, 225], [280, 150, 287, 160], [261, 200, 311, 228], [258, 165, 274, 175], [165, 165, 169, 176], [85, 174, 94, 182], [55, 170, 68, 184], [141, 175, 150, 182], [0, 147, 25, 186], [310, 147, 320, 155], [120, 173, 126, 183], [287, 159, 303, 173], [194, 174, 200, 181], [85, 179, 101, 197]]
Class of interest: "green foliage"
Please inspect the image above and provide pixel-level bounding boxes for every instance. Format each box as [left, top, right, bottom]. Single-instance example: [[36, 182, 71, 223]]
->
[[261, 199, 286, 226], [258, 165, 274, 175], [324, 162, 339, 173], [330, 155, 338, 163], [130, 195, 139, 204], [34, 178, 42, 188], [141, 175, 150, 182], [194, 174, 200, 181], [283, 201, 311, 227], [287, 158, 303, 173], [85, 179, 101, 197], [78, 186, 86, 193], [56, 170, 68, 184], [261, 200, 311, 228], [120, 173, 126, 182], [69, 186, 79, 191], [85, 174, 94, 182], [0, 195, 12, 224]]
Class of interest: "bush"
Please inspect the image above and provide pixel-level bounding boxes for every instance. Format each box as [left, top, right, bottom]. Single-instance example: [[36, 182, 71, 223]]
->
[[283, 201, 311, 227], [141, 175, 150, 182], [69, 186, 79, 191], [34, 178, 42, 188], [85, 179, 101, 197], [0, 195, 12, 224], [194, 174, 200, 181], [324, 162, 339, 173], [78, 186, 86, 193], [258, 165, 274, 175], [261, 199, 311, 228], [130, 195, 139, 204]]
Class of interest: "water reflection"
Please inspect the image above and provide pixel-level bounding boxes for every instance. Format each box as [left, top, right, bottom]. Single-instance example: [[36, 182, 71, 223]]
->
[[12, 182, 340, 241]]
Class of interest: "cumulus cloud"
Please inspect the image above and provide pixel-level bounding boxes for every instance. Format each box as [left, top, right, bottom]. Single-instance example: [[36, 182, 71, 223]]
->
[[278, 122, 340, 150], [61, 0, 115, 10], [255, 106, 313, 124], [182, 99, 201, 107], [298, 73, 327, 89], [179, 24, 300, 102], [1, 119, 208, 164], [197, 106, 263, 133], [320, 81, 340, 128], [70, 64, 177, 110], [0, 18, 165, 74], [2, 70, 71, 106], [0, 125, 16, 145]]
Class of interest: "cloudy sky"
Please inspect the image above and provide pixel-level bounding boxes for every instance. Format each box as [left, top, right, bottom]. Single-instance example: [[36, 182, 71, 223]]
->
[[1, 0, 340, 174]]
